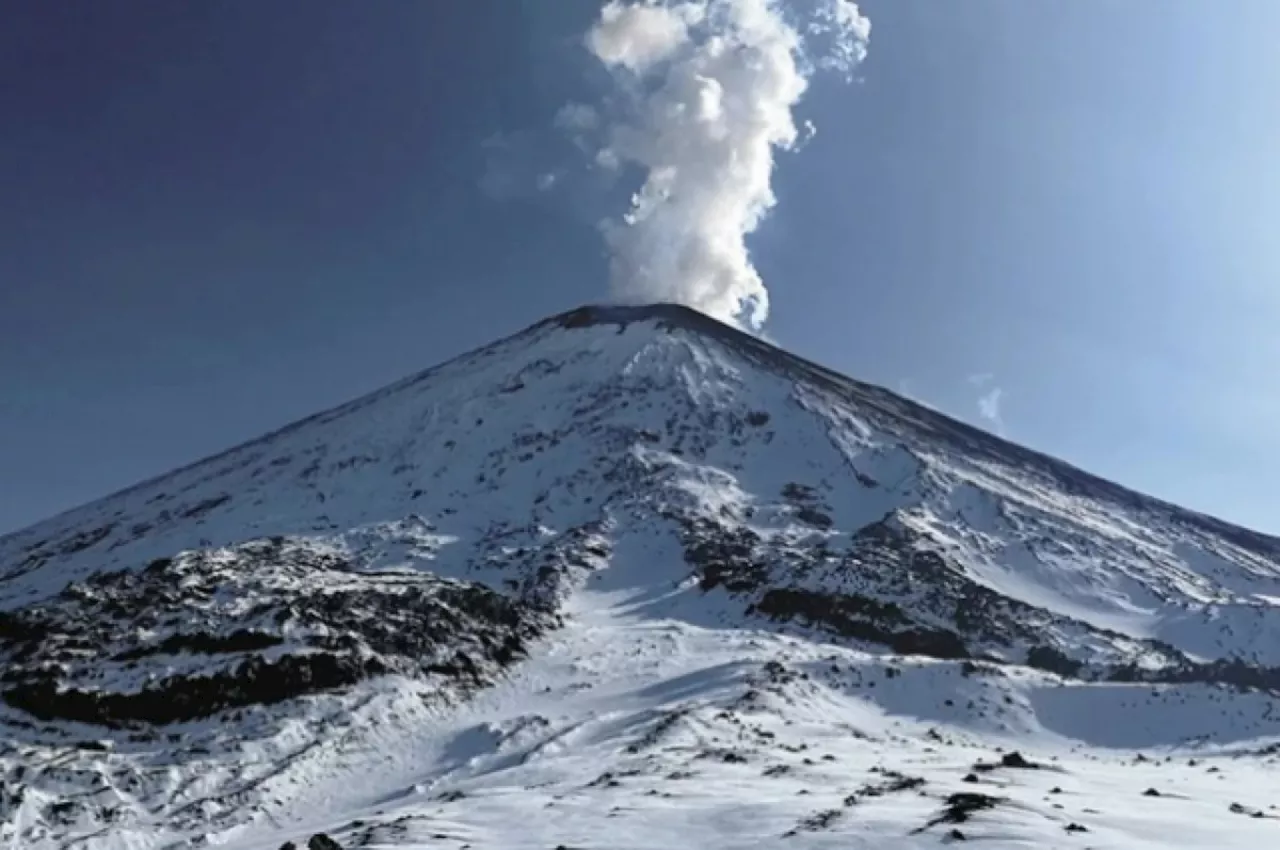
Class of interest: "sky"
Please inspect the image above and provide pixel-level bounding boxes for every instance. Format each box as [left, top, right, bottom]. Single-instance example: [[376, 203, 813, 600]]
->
[[2, 0, 1278, 536]]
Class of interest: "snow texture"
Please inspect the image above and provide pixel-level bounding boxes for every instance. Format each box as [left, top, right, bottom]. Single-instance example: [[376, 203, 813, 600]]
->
[[2, 303, 1280, 848]]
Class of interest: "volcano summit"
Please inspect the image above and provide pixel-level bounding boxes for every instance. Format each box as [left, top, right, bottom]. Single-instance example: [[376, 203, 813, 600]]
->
[[3, 304, 1279, 848]]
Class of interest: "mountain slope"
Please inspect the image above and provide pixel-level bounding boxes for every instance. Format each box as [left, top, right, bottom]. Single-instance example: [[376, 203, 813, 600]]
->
[[2, 303, 1279, 848]]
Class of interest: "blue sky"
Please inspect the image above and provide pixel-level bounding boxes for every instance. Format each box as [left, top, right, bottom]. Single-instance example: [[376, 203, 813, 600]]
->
[[2, 0, 1277, 535]]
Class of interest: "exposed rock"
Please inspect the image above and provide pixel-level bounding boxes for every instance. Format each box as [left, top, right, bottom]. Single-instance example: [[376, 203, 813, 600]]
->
[[916, 792, 1003, 833], [0, 537, 554, 726], [307, 835, 343, 850]]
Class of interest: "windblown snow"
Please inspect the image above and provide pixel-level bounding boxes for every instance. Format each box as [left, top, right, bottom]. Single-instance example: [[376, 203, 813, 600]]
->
[[3, 304, 1279, 849]]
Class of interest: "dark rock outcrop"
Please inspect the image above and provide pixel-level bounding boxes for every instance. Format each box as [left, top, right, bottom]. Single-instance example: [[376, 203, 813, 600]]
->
[[0, 536, 554, 727]]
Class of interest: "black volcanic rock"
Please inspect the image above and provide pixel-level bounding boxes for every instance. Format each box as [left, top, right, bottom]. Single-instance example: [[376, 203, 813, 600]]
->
[[0, 536, 554, 727]]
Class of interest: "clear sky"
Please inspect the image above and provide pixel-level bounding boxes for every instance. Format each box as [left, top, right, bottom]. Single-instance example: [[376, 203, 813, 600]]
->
[[2, 0, 1277, 535]]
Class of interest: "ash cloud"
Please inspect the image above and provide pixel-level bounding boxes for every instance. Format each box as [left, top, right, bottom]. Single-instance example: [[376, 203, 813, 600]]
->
[[570, 0, 871, 330]]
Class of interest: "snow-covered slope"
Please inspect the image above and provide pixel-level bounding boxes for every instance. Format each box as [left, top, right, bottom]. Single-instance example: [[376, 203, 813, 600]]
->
[[3, 303, 1279, 848]]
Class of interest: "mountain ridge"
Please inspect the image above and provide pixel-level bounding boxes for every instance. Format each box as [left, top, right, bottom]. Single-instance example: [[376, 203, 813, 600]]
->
[[5, 302, 1273, 555], [3, 302, 1280, 848]]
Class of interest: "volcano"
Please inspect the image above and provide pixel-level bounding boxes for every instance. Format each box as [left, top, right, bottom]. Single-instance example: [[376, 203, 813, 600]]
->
[[3, 304, 1279, 848]]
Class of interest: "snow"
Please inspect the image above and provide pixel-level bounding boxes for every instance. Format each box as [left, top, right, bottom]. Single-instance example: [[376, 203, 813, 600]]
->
[[2, 303, 1280, 848], [207, 592, 1280, 849]]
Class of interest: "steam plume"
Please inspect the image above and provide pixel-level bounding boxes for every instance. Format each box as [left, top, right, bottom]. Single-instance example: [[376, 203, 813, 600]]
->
[[575, 0, 870, 329]]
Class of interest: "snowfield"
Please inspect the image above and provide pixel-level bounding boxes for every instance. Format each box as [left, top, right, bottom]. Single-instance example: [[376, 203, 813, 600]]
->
[[2, 304, 1279, 848]]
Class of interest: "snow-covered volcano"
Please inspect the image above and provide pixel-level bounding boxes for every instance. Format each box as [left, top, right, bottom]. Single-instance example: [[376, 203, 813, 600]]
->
[[4, 304, 1280, 848]]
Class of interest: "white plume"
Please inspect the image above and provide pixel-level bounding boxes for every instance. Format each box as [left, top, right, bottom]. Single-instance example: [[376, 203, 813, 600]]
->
[[969, 373, 1008, 436], [577, 0, 870, 329]]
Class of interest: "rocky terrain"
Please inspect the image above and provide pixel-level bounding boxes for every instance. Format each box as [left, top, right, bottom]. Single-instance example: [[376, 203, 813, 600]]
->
[[1, 535, 552, 728], [2, 303, 1279, 848]]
